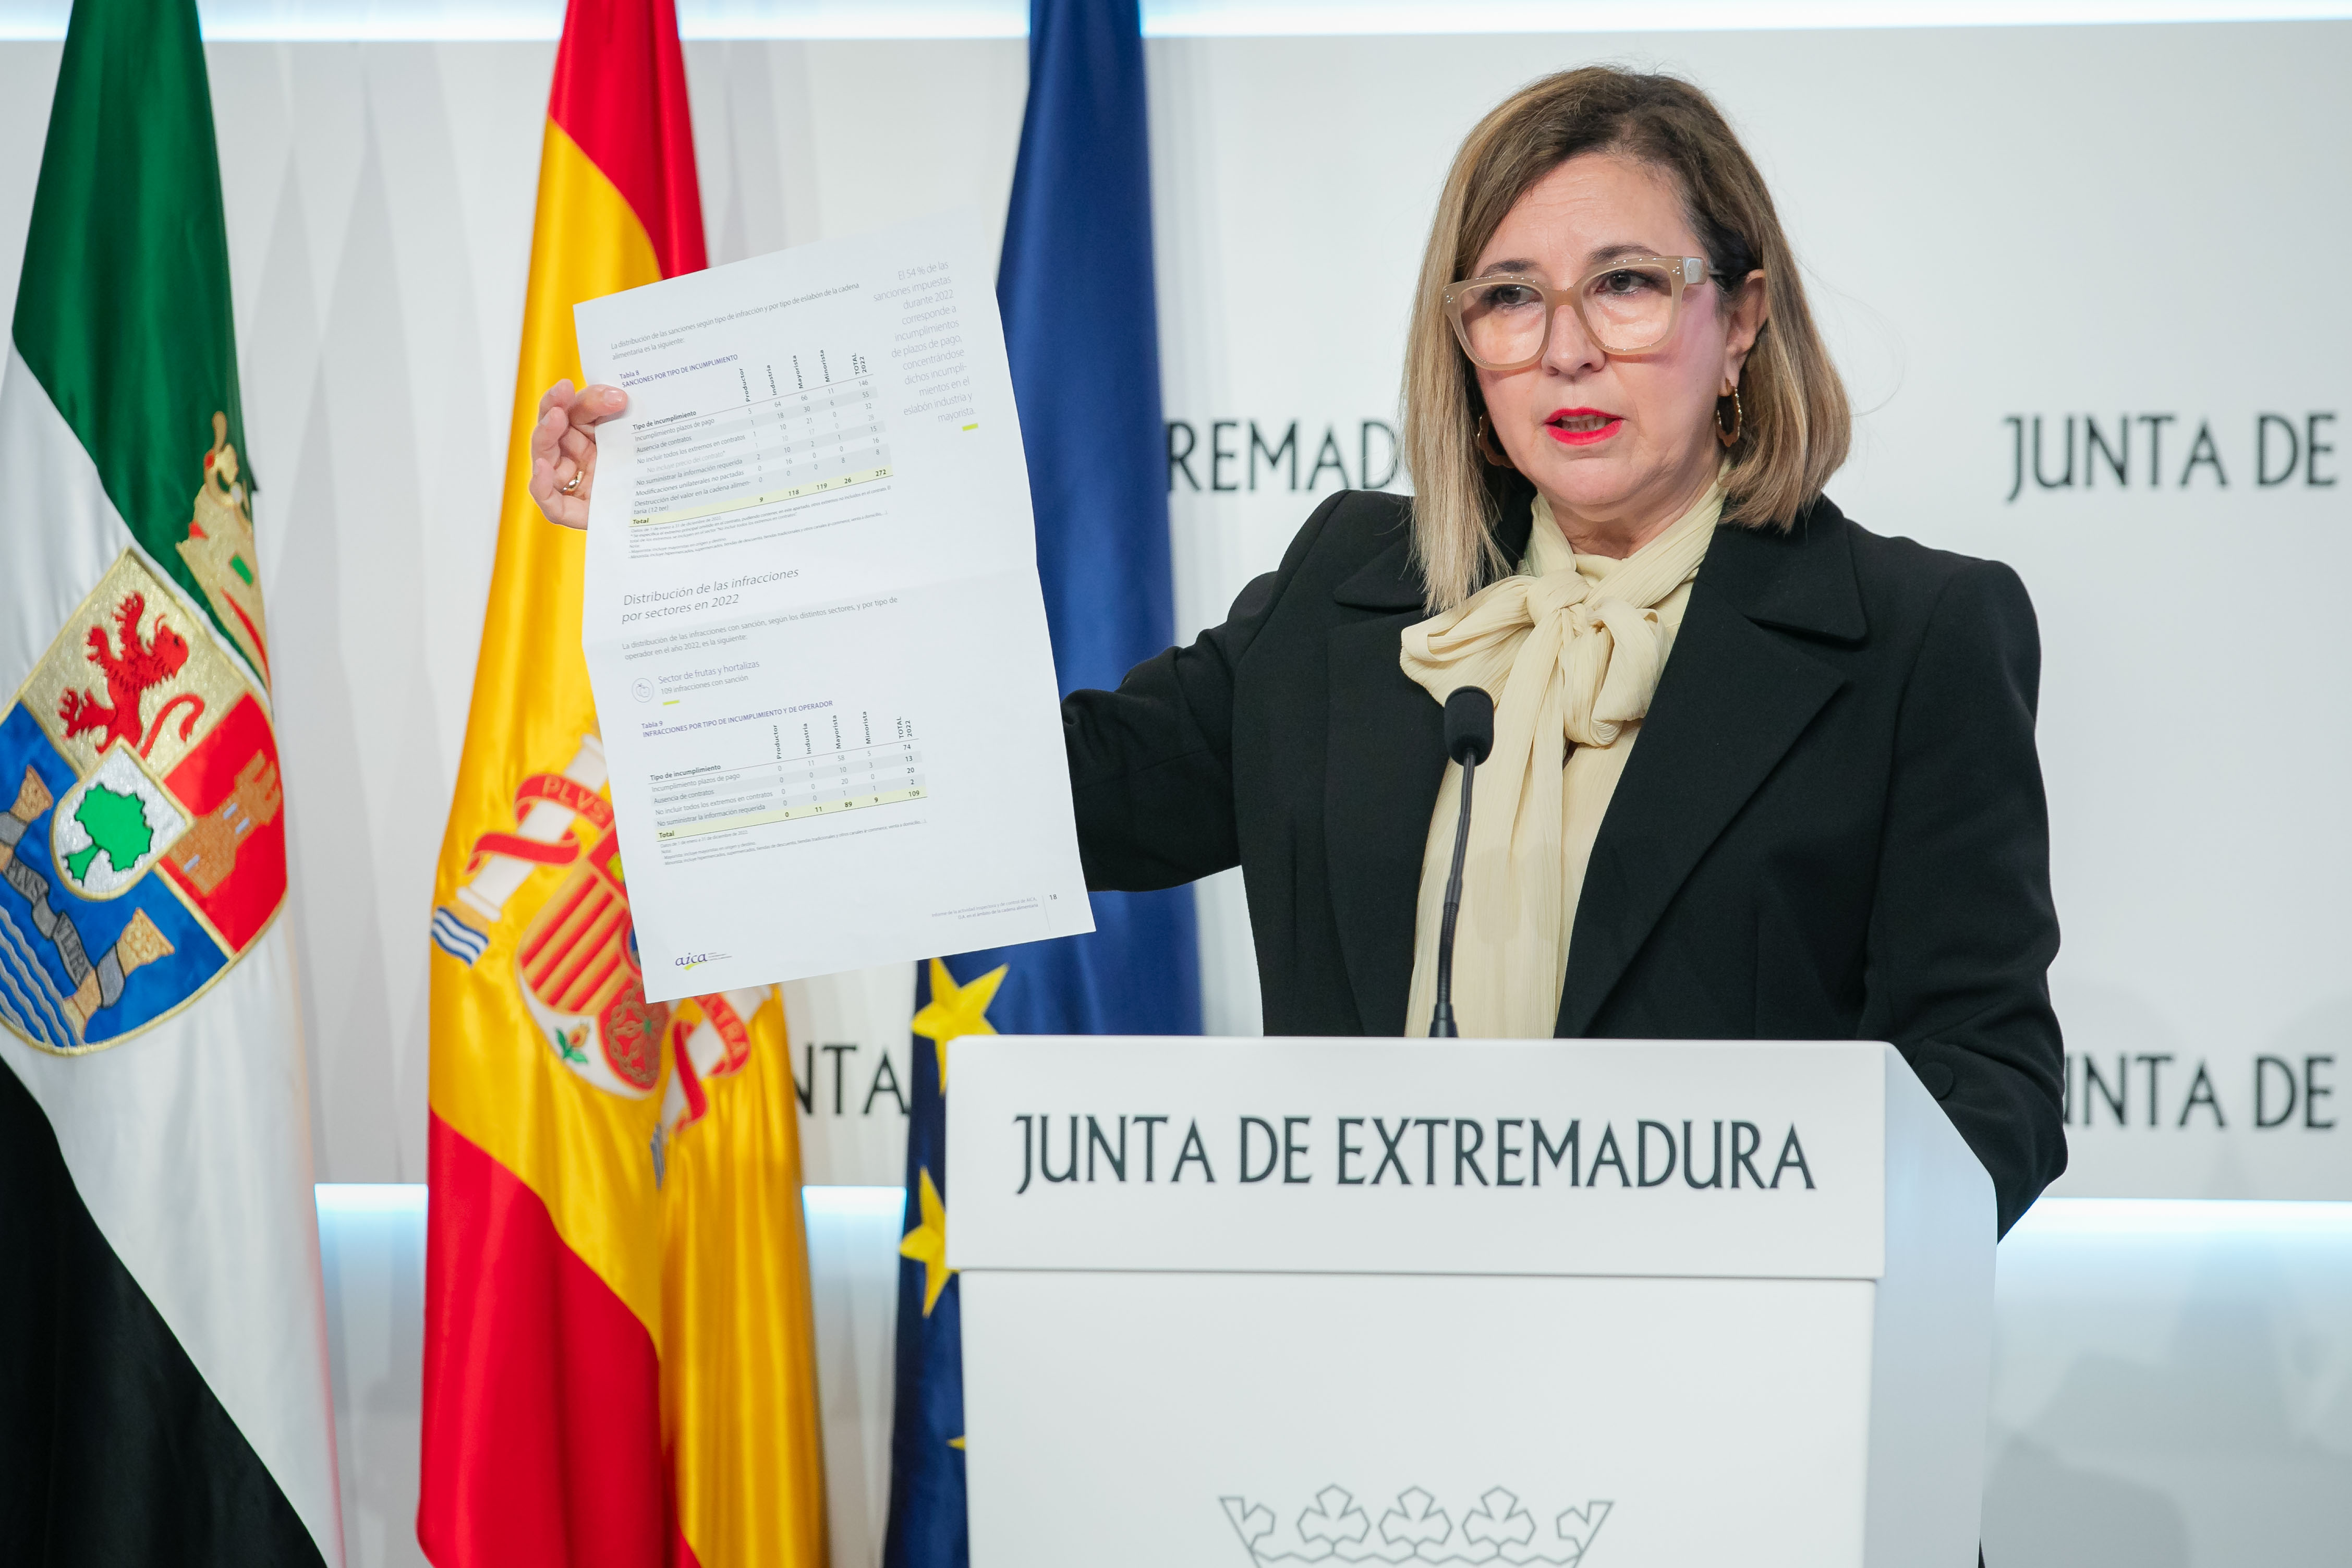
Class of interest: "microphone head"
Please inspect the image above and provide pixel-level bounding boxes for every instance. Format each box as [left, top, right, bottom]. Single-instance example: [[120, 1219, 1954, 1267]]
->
[[1443, 686, 1494, 766]]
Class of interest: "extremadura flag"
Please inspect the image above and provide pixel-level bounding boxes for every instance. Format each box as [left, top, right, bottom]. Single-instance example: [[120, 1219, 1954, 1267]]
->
[[0, 0, 343, 1563]]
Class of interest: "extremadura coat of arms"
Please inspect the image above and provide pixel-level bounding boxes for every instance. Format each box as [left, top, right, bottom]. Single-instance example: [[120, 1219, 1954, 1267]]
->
[[0, 524, 285, 1053]]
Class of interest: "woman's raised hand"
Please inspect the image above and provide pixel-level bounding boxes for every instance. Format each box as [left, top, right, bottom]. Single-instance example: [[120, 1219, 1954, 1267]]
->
[[529, 380, 627, 530]]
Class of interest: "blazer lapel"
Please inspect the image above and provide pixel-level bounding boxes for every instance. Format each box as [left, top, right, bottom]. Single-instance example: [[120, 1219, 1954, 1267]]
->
[[1325, 539, 1445, 1035], [1555, 507, 1866, 1038]]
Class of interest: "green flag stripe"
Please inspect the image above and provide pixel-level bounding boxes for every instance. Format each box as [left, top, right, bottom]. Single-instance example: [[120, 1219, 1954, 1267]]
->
[[13, 0, 251, 661]]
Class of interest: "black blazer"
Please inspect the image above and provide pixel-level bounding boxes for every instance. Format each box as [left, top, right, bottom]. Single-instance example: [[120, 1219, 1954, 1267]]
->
[[1064, 485, 2067, 1234]]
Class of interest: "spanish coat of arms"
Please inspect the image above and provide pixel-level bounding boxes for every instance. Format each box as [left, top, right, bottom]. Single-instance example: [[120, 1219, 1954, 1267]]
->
[[429, 732, 763, 1164], [432, 733, 676, 1099]]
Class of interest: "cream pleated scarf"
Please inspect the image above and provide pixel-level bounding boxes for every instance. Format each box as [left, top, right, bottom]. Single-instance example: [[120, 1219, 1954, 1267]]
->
[[1399, 480, 1723, 1038]]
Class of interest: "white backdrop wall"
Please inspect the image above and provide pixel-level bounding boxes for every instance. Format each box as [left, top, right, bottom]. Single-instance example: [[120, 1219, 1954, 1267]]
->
[[1, 21, 2346, 1196]]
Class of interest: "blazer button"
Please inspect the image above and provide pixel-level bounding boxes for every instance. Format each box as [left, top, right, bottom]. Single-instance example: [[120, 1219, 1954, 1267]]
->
[[1916, 1060, 1957, 1100]]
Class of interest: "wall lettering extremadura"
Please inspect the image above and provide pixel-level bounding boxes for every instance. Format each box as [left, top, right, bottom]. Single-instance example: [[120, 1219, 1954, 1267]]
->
[[1168, 418, 1400, 494]]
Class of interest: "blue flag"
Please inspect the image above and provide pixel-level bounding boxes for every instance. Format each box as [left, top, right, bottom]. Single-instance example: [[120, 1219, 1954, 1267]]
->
[[884, 5, 1193, 1563], [975, 0, 1200, 1041], [882, 955, 995, 1568]]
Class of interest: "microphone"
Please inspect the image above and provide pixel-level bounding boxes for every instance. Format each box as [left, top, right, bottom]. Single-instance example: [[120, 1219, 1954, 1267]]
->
[[1429, 686, 1494, 1038]]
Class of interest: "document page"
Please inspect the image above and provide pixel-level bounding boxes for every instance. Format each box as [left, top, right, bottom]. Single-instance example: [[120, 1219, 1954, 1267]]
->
[[577, 210, 1091, 1003]]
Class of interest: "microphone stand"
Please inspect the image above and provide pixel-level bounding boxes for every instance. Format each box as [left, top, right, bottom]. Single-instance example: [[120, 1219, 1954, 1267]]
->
[[1428, 751, 1477, 1038]]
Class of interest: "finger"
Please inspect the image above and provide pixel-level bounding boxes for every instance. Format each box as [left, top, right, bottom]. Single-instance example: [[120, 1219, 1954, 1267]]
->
[[558, 426, 597, 473], [530, 402, 569, 466], [553, 469, 590, 526], [534, 436, 579, 488], [537, 378, 577, 422], [568, 383, 628, 431], [530, 458, 590, 528]]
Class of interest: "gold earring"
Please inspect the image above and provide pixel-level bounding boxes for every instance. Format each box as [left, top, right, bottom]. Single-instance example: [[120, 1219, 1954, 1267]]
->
[[1474, 412, 1513, 468], [1716, 384, 1743, 448]]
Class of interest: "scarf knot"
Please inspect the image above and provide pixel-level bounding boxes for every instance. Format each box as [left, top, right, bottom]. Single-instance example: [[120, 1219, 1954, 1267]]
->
[[1397, 481, 1724, 1038]]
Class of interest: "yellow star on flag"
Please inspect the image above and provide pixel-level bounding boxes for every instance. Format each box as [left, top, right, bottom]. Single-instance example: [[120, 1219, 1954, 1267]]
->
[[899, 1165, 954, 1316], [910, 956, 1008, 1089]]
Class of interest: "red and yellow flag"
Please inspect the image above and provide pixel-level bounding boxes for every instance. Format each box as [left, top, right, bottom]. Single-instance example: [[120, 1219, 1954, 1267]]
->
[[419, 3, 827, 1564]]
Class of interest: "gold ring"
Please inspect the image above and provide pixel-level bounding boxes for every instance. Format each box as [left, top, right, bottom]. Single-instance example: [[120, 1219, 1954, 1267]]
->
[[560, 470, 586, 496]]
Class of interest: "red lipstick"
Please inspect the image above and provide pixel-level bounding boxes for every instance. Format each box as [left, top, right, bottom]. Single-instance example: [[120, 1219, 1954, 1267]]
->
[[1545, 407, 1622, 446]]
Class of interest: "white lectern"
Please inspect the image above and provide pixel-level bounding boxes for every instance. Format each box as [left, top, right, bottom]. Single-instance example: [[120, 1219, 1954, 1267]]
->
[[948, 1038, 1995, 1568]]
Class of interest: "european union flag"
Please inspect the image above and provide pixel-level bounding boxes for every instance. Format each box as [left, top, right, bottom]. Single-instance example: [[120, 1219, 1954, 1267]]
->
[[884, 4, 1193, 1563], [969, 0, 1201, 1043], [883, 956, 998, 1568]]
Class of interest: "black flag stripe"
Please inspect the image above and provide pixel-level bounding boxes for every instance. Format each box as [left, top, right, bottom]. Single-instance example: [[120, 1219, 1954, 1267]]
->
[[0, 1062, 329, 1566]]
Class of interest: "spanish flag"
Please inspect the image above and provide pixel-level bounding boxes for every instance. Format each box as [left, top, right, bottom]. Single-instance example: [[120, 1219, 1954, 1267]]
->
[[419, 3, 827, 1565]]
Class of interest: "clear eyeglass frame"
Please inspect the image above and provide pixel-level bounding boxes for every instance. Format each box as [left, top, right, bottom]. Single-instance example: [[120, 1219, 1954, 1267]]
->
[[1441, 256, 1719, 369]]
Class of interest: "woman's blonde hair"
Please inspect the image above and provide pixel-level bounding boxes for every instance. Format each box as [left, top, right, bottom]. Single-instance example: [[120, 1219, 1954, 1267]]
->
[[1400, 67, 1851, 611]]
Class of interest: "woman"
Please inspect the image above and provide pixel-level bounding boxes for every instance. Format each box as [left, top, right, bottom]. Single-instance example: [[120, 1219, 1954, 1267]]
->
[[532, 68, 2066, 1235]]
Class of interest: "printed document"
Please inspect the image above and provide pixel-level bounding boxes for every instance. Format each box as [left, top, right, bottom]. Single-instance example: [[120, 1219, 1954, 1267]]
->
[[577, 211, 1092, 1003]]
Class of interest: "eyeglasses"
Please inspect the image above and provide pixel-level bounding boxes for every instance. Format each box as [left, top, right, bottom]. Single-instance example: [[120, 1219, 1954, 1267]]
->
[[1442, 256, 1720, 369]]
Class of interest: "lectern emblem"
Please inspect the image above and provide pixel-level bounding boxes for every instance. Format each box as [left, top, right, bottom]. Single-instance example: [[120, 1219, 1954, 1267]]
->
[[1222, 1485, 1611, 1565]]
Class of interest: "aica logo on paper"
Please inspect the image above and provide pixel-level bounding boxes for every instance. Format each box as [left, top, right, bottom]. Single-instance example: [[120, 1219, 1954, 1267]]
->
[[675, 950, 732, 973], [1223, 1485, 1611, 1566]]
